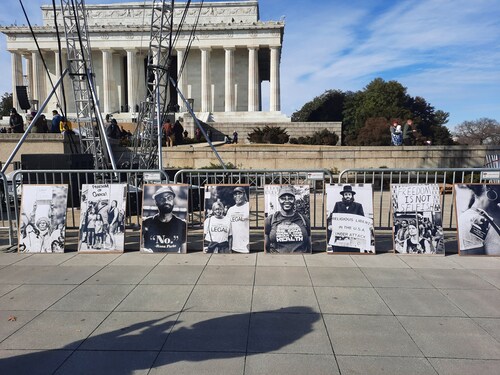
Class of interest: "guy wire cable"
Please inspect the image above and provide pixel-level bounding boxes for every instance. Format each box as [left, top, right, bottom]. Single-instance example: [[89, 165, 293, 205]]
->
[[178, 0, 203, 80], [52, 0, 68, 119], [18, 0, 63, 113]]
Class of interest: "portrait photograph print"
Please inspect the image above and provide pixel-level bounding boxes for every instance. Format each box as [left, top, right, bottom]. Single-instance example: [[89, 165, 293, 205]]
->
[[78, 183, 127, 253], [140, 184, 188, 253], [391, 184, 444, 255], [264, 184, 311, 254], [454, 184, 500, 256], [204, 185, 250, 254], [18, 184, 68, 253], [326, 184, 375, 254]]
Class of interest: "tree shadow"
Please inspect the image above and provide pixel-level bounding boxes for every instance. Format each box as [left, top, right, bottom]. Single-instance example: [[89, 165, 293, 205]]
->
[[0, 306, 319, 374]]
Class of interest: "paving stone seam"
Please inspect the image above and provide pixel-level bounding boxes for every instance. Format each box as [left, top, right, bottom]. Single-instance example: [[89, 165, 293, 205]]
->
[[155, 252, 212, 361], [357, 265, 430, 364], [303, 254, 343, 375], [242, 260, 258, 375], [50, 258, 173, 374]]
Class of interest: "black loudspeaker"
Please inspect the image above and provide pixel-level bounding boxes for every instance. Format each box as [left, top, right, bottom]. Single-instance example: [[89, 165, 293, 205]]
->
[[21, 154, 95, 207], [16, 86, 31, 110], [21, 154, 94, 170]]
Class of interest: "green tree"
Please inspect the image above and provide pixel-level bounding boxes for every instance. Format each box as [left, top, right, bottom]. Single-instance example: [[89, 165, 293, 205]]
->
[[291, 89, 345, 122], [350, 117, 392, 146], [292, 78, 454, 146], [453, 118, 500, 145], [343, 78, 411, 144], [289, 128, 339, 145], [0, 92, 13, 117], [247, 126, 289, 144]]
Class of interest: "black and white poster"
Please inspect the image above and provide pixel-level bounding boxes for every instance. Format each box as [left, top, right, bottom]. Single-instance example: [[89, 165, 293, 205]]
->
[[203, 185, 250, 253], [264, 185, 311, 254], [18, 185, 68, 253], [140, 184, 189, 253], [78, 184, 127, 253], [326, 184, 375, 253], [391, 184, 444, 255], [455, 184, 500, 256]]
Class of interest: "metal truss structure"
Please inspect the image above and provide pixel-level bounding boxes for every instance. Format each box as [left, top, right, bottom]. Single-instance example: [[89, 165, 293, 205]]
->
[[59, 0, 116, 170], [131, 0, 174, 170]]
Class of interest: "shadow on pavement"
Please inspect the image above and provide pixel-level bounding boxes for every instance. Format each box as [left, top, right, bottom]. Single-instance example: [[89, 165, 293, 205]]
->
[[0, 306, 319, 374]]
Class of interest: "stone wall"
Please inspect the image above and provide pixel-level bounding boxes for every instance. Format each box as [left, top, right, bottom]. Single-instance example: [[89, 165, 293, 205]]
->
[[0, 134, 66, 172], [1, 134, 497, 173], [183, 120, 343, 144], [163, 144, 499, 171]]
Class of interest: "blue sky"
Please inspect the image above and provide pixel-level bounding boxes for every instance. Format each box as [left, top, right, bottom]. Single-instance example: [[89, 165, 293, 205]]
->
[[1, 0, 499, 130]]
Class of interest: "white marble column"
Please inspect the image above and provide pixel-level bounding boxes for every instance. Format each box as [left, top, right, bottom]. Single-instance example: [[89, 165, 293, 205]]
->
[[136, 50, 146, 112], [126, 49, 137, 113], [270, 46, 281, 112], [54, 50, 63, 105], [101, 49, 113, 114], [31, 50, 44, 104], [248, 46, 259, 112], [176, 48, 187, 111], [10, 52, 23, 112], [24, 54, 32, 100], [224, 47, 235, 112], [200, 47, 211, 113]]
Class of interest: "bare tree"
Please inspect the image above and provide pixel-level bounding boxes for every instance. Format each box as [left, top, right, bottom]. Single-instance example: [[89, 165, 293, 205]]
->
[[453, 118, 500, 145]]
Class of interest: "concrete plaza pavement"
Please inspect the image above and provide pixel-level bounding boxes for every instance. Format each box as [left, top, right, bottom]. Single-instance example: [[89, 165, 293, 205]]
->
[[0, 231, 499, 374]]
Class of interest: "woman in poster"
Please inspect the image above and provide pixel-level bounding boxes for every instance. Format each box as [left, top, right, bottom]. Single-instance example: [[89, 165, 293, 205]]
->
[[86, 206, 97, 249], [107, 200, 119, 249], [94, 214, 104, 249], [403, 223, 432, 254], [457, 184, 500, 255], [19, 186, 68, 253], [265, 186, 311, 253], [204, 201, 232, 253]]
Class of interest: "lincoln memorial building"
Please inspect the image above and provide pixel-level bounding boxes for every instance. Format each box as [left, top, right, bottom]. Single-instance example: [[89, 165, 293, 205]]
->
[[1, 0, 289, 123]]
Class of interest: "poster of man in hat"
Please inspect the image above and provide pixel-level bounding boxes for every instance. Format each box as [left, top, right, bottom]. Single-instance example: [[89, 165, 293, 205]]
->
[[264, 185, 311, 254], [18, 185, 68, 253], [391, 184, 444, 255], [78, 184, 127, 253], [204, 185, 250, 253], [141, 184, 189, 253], [326, 184, 375, 253]]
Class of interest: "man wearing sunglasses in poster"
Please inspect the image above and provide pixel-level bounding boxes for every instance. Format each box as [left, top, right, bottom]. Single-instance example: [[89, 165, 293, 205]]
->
[[142, 186, 187, 253]]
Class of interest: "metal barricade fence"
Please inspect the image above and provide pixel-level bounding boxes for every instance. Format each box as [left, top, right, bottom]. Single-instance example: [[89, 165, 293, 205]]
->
[[0, 171, 14, 246], [2, 167, 499, 246], [338, 167, 499, 229], [173, 169, 335, 229], [9, 169, 169, 236]]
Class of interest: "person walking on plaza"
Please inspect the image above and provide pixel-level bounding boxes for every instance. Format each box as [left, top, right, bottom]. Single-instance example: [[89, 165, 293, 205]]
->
[[9, 108, 24, 133]]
